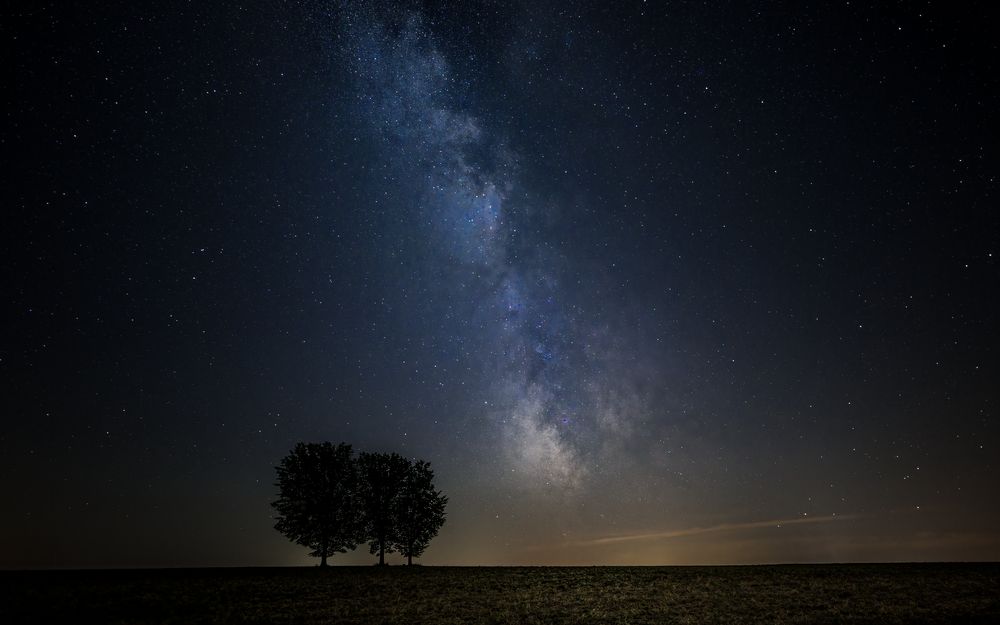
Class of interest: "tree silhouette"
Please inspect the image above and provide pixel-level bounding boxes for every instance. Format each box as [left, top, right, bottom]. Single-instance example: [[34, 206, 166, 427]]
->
[[356, 451, 410, 565], [392, 459, 447, 565], [271, 442, 359, 567]]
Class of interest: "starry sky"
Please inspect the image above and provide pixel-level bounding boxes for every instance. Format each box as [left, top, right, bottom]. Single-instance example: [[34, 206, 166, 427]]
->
[[5, 1, 998, 568]]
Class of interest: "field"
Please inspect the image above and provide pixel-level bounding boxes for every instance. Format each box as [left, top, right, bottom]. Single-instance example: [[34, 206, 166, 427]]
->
[[3, 564, 999, 624]]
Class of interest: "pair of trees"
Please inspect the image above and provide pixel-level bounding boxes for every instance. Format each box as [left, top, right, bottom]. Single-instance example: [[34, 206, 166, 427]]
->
[[271, 442, 447, 566]]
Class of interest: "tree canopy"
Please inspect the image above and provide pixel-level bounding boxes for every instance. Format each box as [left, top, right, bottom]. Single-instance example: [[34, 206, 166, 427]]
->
[[271, 442, 360, 567], [356, 451, 412, 565], [271, 443, 447, 565], [392, 459, 448, 565]]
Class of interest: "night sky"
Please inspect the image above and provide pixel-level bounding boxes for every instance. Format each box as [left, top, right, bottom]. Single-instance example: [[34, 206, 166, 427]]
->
[[5, 1, 998, 568]]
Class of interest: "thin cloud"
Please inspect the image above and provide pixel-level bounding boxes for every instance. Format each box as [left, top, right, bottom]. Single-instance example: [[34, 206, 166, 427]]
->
[[571, 514, 860, 547]]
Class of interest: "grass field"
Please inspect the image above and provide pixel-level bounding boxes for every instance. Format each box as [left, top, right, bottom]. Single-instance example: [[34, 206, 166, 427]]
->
[[3, 564, 999, 624]]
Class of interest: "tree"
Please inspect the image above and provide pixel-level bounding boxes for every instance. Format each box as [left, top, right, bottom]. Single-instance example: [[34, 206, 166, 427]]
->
[[271, 442, 359, 567], [355, 451, 411, 565], [392, 459, 447, 565]]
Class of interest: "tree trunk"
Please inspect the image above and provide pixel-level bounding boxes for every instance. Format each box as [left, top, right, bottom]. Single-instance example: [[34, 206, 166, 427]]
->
[[378, 538, 385, 565], [320, 553, 328, 567], [407, 552, 412, 566]]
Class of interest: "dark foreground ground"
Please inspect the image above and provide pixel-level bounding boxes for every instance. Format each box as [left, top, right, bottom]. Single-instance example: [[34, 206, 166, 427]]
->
[[3, 564, 1000, 624]]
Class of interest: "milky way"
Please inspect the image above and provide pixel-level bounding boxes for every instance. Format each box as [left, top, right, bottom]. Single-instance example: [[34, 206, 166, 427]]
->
[[341, 12, 653, 490]]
